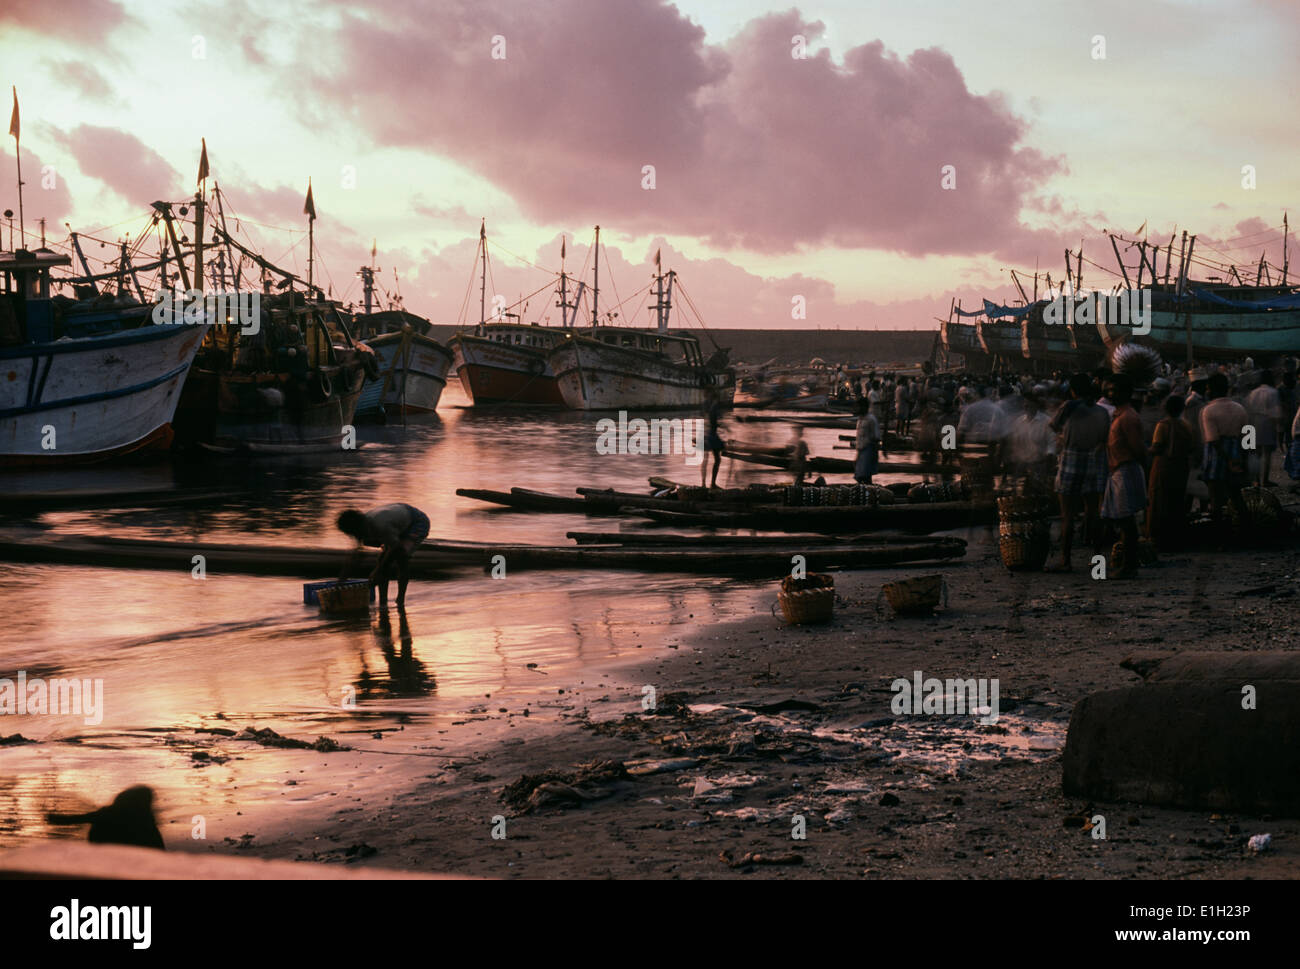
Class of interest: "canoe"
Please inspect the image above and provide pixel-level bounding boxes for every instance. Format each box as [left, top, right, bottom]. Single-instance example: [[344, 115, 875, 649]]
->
[[0, 529, 965, 577], [624, 499, 998, 534], [723, 446, 954, 477], [566, 531, 967, 548]]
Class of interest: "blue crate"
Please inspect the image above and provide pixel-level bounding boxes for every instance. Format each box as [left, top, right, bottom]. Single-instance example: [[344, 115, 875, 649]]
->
[[303, 580, 375, 605]]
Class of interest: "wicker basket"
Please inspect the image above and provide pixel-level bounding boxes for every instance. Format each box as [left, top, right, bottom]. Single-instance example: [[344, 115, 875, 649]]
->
[[882, 573, 946, 615], [1230, 486, 1286, 531], [317, 579, 372, 615], [997, 495, 1055, 522], [777, 573, 835, 624], [999, 526, 1050, 570]]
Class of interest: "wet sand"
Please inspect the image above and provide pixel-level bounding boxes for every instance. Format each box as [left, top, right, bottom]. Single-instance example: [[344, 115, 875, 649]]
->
[[179, 536, 1300, 878]]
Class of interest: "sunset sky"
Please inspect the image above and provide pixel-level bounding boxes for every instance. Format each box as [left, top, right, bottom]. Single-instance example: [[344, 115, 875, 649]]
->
[[2, 0, 1298, 330]]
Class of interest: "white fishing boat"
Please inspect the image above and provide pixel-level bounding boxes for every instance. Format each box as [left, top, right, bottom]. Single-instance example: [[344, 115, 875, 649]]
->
[[0, 248, 207, 466], [548, 229, 733, 410]]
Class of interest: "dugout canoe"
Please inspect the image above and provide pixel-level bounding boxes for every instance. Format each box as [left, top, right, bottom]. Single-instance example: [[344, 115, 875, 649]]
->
[[566, 531, 967, 548], [723, 447, 953, 477], [624, 499, 998, 533], [0, 529, 965, 577]]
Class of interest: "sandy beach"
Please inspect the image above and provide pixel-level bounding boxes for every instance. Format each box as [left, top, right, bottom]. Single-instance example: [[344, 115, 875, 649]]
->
[[174, 535, 1300, 879]]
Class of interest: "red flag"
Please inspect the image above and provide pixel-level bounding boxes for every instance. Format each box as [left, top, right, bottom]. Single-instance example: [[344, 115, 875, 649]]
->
[[654, 247, 661, 270], [196, 138, 209, 184], [303, 178, 316, 220], [8, 87, 18, 142], [560, 236, 565, 260]]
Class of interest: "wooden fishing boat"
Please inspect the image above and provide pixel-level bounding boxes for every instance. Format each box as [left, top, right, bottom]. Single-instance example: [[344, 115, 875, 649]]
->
[[722, 445, 954, 477], [939, 317, 990, 370], [354, 310, 453, 417], [446, 223, 570, 407], [549, 228, 733, 410], [1, 248, 208, 466], [624, 500, 997, 534]]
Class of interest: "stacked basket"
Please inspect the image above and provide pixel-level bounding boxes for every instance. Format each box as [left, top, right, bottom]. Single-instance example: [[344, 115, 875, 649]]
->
[[997, 495, 1053, 570]]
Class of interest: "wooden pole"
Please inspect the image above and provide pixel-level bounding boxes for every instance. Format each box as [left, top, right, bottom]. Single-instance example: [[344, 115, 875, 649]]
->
[[1109, 234, 1131, 289]]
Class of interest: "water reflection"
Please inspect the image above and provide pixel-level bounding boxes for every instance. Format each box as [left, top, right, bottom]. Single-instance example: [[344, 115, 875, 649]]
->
[[356, 606, 437, 700]]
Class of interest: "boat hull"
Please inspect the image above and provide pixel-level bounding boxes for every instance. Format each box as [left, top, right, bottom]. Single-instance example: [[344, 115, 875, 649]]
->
[[449, 333, 566, 407], [1100, 308, 1300, 361], [0, 323, 207, 466], [550, 337, 731, 410], [357, 332, 452, 417]]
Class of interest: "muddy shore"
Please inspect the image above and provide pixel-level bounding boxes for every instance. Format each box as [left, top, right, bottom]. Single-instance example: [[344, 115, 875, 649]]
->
[[187, 537, 1300, 879]]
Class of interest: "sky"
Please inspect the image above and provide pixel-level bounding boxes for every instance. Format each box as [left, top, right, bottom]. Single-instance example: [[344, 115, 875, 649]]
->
[[2, 0, 1298, 330]]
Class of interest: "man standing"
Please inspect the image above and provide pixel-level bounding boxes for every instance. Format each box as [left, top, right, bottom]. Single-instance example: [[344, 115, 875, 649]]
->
[[1200, 372, 1251, 535], [1246, 370, 1282, 487], [854, 398, 883, 484], [1099, 373, 1148, 578], [1047, 373, 1110, 572], [337, 503, 431, 607]]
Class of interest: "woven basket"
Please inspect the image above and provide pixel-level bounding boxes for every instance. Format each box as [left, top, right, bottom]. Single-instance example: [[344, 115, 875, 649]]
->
[[882, 573, 946, 615], [317, 580, 372, 615], [999, 528, 1050, 570], [997, 495, 1055, 522], [777, 573, 835, 624], [1230, 486, 1285, 531]]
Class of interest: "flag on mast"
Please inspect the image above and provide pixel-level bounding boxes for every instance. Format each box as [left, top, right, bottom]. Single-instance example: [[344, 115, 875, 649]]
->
[[654, 247, 661, 270], [8, 87, 18, 142], [197, 138, 209, 184], [303, 178, 316, 220], [560, 236, 565, 260]]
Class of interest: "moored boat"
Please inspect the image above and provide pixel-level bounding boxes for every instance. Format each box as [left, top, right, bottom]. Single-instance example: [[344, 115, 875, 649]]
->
[[354, 309, 452, 418], [0, 248, 207, 466]]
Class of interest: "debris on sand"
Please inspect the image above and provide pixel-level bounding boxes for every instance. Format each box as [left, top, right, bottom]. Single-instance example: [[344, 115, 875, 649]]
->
[[232, 727, 351, 752], [625, 757, 700, 776], [501, 760, 630, 813], [0, 733, 32, 746], [720, 849, 804, 868]]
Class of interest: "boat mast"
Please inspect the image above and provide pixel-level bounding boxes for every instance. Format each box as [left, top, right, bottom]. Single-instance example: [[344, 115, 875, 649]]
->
[[592, 225, 600, 327], [1283, 213, 1289, 286], [557, 235, 568, 328], [68, 231, 97, 294], [479, 219, 487, 330]]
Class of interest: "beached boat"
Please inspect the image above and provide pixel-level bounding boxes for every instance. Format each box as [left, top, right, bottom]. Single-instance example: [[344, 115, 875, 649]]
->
[[0, 248, 208, 466], [939, 317, 991, 370]]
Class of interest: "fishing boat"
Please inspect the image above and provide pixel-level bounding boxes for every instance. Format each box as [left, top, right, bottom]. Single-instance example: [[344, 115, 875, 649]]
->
[[447, 222, 571, 408], [0, 247, 208, 466], [352, 260, 452, 418], [939, 316, 990, 370], [548, 227, 734, 410], [174, 291, 368, 452]]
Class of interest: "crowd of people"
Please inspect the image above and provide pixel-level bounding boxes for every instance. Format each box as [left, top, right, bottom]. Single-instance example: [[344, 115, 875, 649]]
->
[[842, 358, 1300, 575]]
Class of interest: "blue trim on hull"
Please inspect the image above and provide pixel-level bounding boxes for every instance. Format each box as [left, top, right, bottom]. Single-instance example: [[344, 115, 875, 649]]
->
[[0, 361, 191, 419]]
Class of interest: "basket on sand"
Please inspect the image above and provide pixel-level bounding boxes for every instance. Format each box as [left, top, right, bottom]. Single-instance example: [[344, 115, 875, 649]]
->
[[881, 573, 946, 616], [776, 573, 835, 624], [999, 523, 1051, 570], [317, 579, 372, 615], [1230, 486, 1286, 532]]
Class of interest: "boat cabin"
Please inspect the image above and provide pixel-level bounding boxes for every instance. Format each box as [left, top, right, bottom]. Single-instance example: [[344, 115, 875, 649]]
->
[[0, 248, 72, 346], [478, 323, 561, 350], [587, 326, 703, 366]]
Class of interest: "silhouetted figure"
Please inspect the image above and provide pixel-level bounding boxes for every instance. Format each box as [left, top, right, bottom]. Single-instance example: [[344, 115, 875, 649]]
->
[[47, 785, 164, 850]]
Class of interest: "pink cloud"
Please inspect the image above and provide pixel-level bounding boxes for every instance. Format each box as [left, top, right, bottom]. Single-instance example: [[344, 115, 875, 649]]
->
[[48, 125, 182, 206], [284, 2, 1069, 260], [1, 0, 131, 44]]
